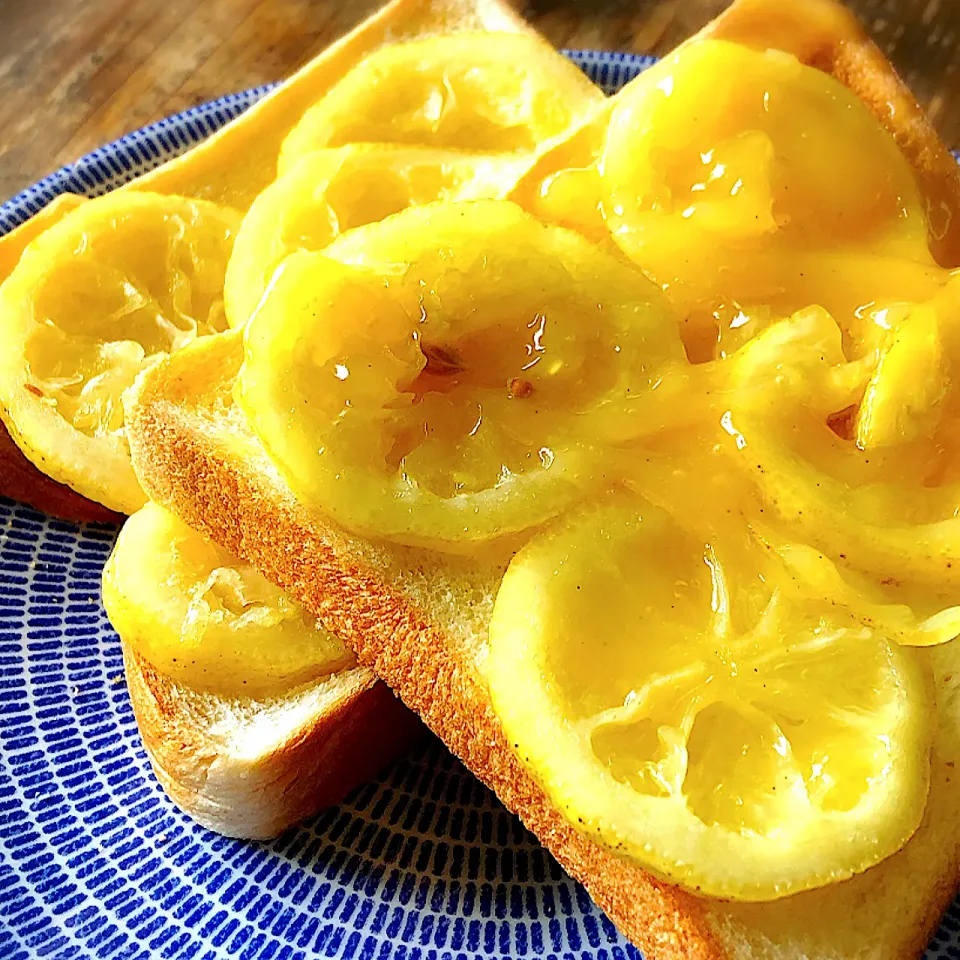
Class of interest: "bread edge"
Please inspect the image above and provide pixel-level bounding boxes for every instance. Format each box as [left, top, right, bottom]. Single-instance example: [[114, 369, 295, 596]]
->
[[123, 642, 426, 840]]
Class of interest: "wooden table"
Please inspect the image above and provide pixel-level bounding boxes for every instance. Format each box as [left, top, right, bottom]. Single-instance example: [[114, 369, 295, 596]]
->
[[0, 0, 958, 201]]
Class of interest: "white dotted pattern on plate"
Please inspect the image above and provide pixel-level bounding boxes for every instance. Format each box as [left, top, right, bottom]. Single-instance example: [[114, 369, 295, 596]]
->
[[0, 49, 958, 960]]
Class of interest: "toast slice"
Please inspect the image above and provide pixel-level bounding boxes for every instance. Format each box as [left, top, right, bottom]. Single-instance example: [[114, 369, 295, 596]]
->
[[123, 643, 424, 840], [104, 500, 425, 839], [126, 327, 960, 960]]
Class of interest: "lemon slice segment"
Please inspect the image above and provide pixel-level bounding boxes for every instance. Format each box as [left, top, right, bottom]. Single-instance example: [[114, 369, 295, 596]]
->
[[725, 302, 960, 635], [225, 144, 530, 328], [103, 501, 355, 699], [277, 32, 603, 172], [237, 199, 684, 550], [0, 192, 239, 513], [487, 496, 933, 900], [506, 100, 613, 244]]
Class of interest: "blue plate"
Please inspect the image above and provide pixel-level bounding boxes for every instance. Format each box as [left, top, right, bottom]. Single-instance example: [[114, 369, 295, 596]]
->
[[0, 49, 958, 960]]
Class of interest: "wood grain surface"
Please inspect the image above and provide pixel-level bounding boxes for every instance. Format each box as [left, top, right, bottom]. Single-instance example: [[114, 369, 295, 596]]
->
[[0, 0, 958, 201]]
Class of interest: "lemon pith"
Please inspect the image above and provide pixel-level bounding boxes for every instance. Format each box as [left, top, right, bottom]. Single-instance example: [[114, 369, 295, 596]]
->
[[103, 501, 355, 699]]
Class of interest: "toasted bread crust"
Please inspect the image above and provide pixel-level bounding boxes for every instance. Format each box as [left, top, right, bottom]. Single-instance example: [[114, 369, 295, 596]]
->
[[700, 0, 960, 267], [124, 643, 425, 839], [127, 341, 725, 960]]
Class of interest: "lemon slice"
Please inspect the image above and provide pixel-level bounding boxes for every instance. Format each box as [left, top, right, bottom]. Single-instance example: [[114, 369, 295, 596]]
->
[[103, 501, 354, 699], [724, 304, 960, 640], [600, 39, 941, 353], [277, 32, 602, 172], [0, 191, 239, 513], [506, 100, 613, 244], [604, 39, 929, 261], [487, 495, 933, 899], [225, 144, 530, 328], [237, 199, 685, 550]]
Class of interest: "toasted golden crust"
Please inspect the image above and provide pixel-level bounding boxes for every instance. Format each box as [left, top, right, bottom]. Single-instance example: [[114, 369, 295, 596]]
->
[[699, 0, 960, 267], [123, 643, 425, 839]]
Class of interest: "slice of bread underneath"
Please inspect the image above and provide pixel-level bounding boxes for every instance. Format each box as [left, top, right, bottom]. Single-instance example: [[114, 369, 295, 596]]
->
[[126, 329, 960, 960], [123, 641, 424, 840]]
